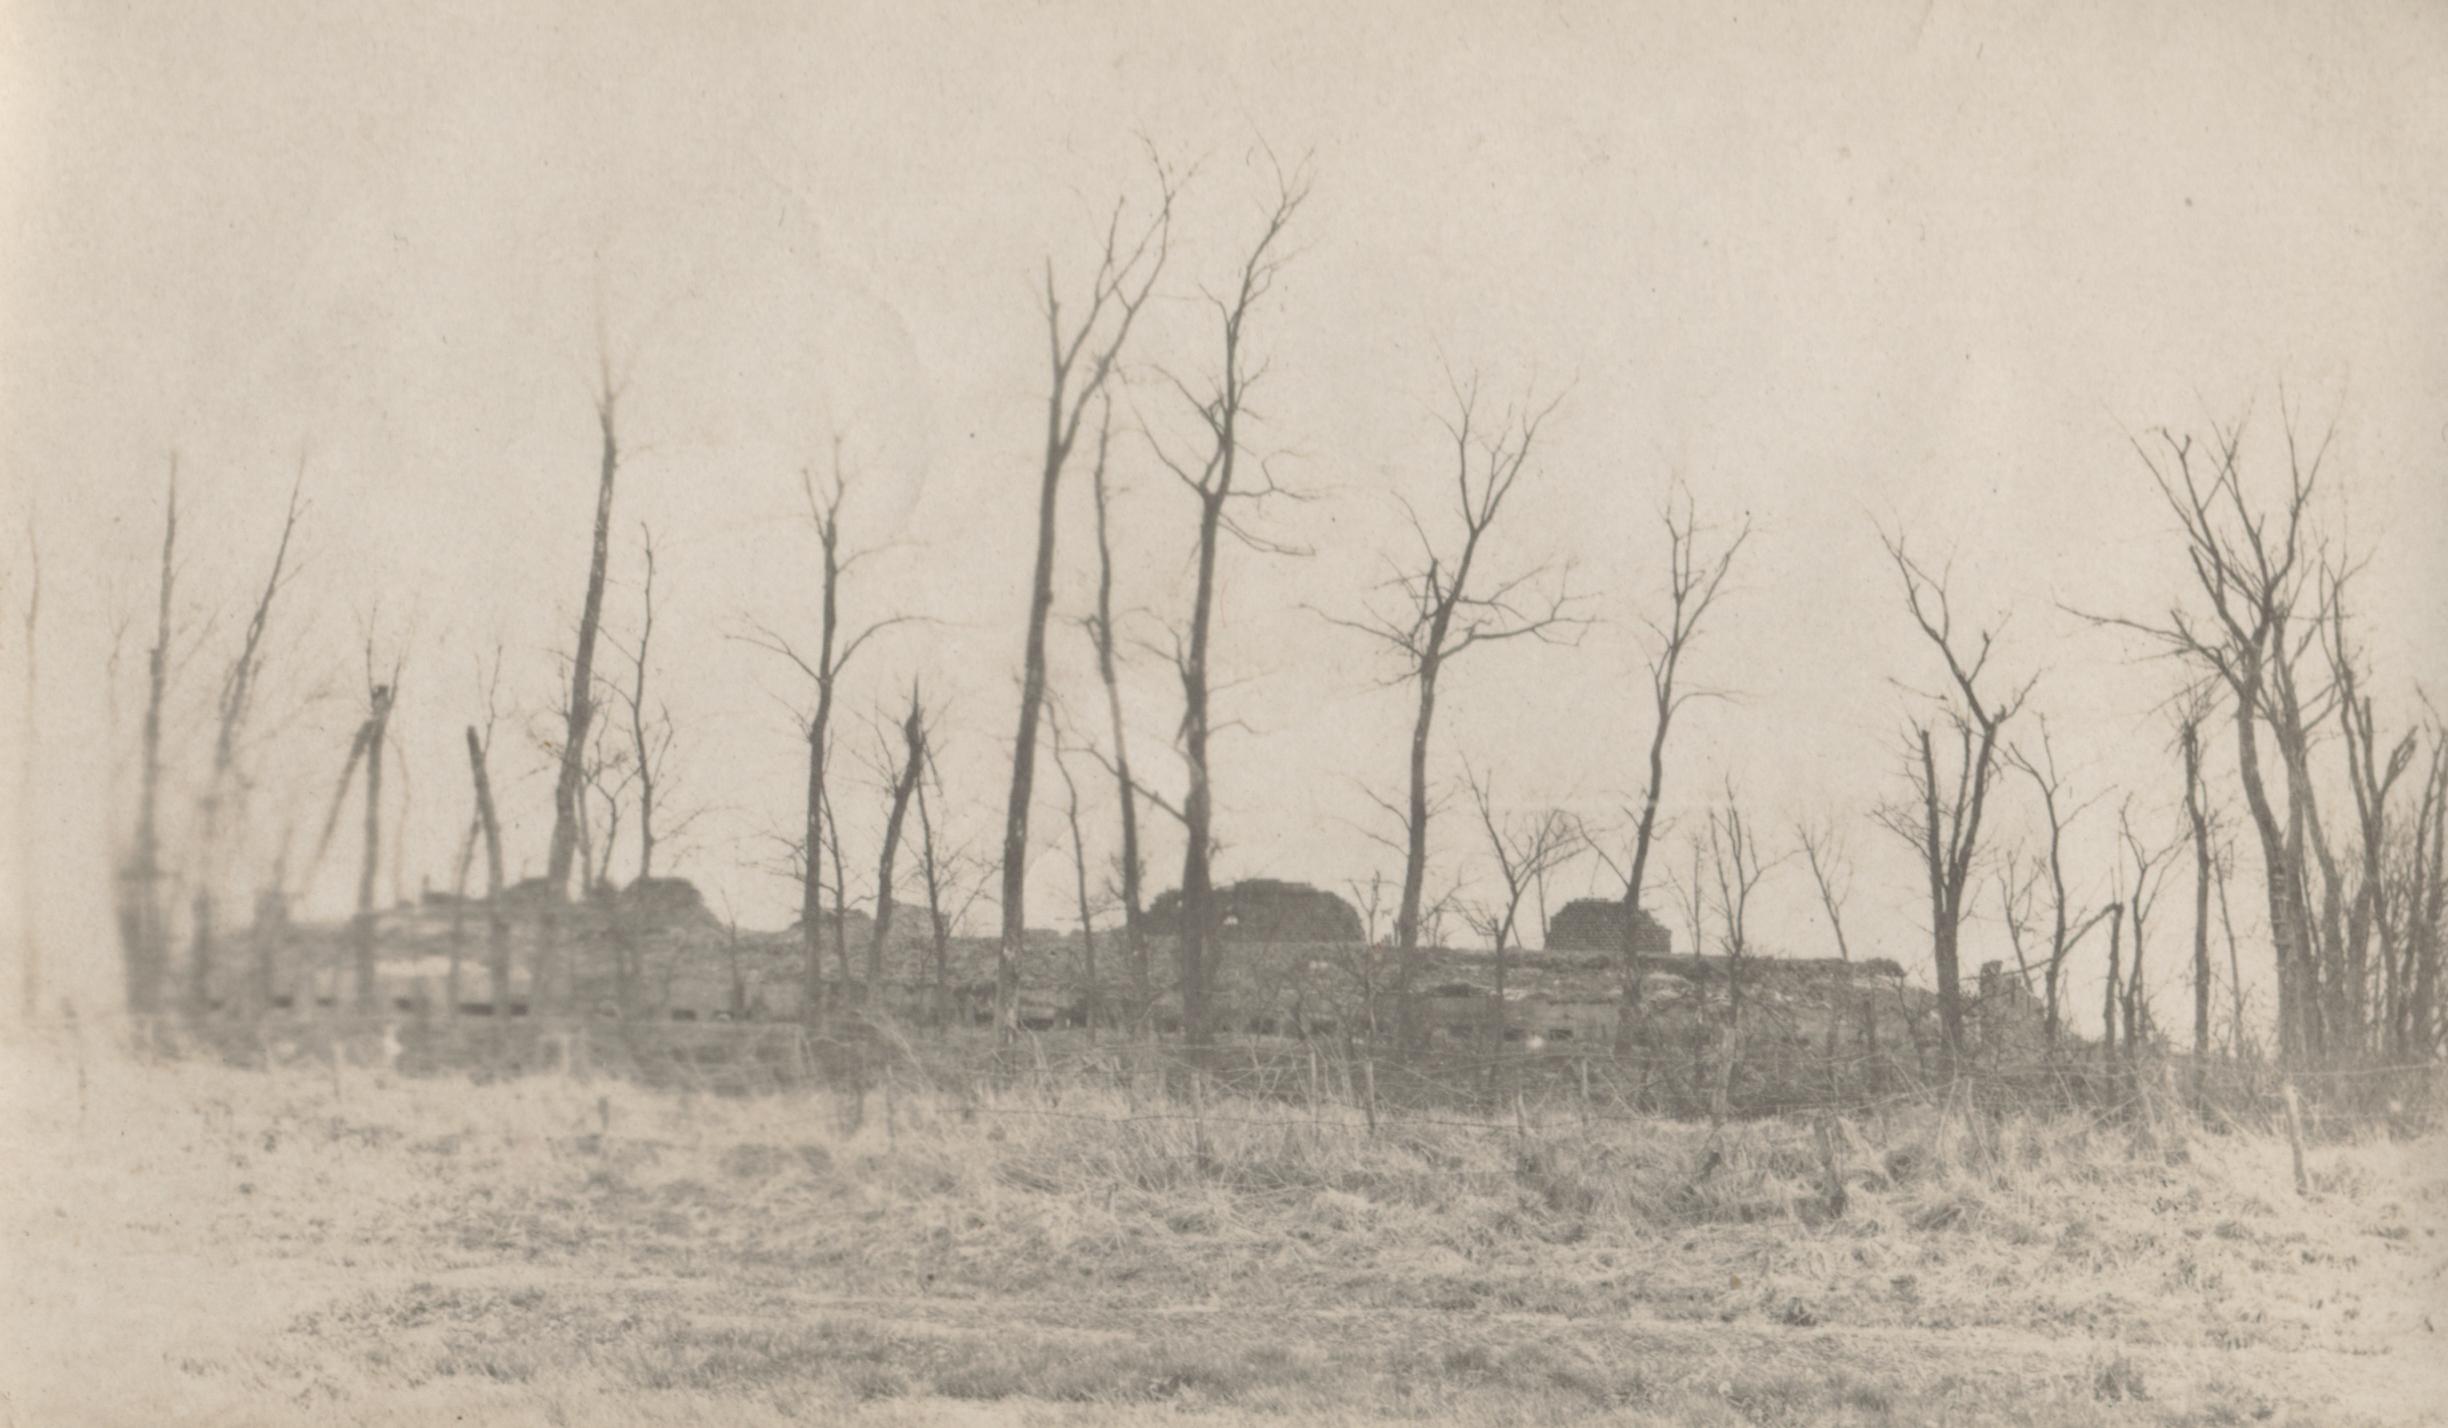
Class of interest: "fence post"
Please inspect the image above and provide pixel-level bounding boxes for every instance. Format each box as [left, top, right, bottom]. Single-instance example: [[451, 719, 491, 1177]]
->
[[1191, 1069, 1211, 1172], [1363, 1057, 1379, 1139], [2281, 1081, 2310, 1197]]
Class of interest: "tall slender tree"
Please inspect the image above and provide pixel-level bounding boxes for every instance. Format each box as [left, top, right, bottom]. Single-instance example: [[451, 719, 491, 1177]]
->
[[1323, 374, 1582, 1052], [2082, 413, 2327, 1062], [2006, 722, 2111, 1048], [1612, 498, 1748, 1057], [2178, 692, 2216, 1082], [349, 659, 400, 1013], [190, 469, 304, 1012], [1080, 400, 1153, 1029], [997, 165, 1176, 1035], [1461, 764, 1581, 1051], [1876, 531, 2034, 1072], [2115, 801, 2176, 1056], [539, 353, 628, 1010], [1148, 161, 1308, 1047], [867, 684, 928, 1008], [741, 452, 912, 1020], [123, 459, 178, 1015]]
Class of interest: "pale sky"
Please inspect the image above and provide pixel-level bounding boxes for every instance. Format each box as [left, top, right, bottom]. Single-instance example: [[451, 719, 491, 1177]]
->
[[4, 0, 2444, 1029]]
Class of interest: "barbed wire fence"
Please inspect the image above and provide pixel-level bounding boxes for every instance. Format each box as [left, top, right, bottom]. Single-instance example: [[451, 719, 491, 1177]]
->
[[95, 1006, 2446, 1159]]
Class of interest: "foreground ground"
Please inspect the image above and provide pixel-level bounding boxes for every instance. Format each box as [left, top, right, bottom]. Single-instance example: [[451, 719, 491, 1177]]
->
[[1, 1030, 2444, 1426]]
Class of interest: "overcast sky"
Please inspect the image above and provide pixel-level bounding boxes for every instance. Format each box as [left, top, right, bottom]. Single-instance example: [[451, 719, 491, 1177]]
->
[[5, 0, 2444, 1025]]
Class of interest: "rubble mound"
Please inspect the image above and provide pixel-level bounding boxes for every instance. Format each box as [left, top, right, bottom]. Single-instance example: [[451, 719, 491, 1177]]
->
[[1147, 879, 1364, 945], [1545, 898, 1672, 954]]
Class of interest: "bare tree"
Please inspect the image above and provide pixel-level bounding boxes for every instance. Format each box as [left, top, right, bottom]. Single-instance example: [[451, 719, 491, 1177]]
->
[[996, 162, 1177, 1037], [2082, 412, 2329, 1062], [1874, 530, 2034, 1072], [1800, 812, 1867, 1065], [2321, 565, 2419, 1059], [442, 651, 510, 1013], [2115, 801, 2176, 1057], [2213, 837, 2253, 1056], [1147, 160, 1308, 1048], [578, 703, 636, 900], [1795, 815, 1856, 963], [740, 452, 911, 1021], [539, 348, 630, 1010], [1462, 764, 1581, 1049], [610, 523, 679, 885], [2005, 722, 2111, 1048], [1324, 374, 1582, 1053], [1079, 399, 1153, 1030], [2177, 690, 2216, 1078], [824, 779, 854, 994], [867, 684, 929, 1009], [348, 654, 400, 1013], [122, 460, 179, 1015], [1612, 497, 1748, 1055], [1703, 783, 1783, 1114], [1047, 708, 1108, 1031], [2393, 725, 2447, 1056], [914, 749, 993, 1030]]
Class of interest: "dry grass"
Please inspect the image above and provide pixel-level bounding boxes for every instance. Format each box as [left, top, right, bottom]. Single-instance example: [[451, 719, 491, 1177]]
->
[[2, 1027, 2444, 1426]]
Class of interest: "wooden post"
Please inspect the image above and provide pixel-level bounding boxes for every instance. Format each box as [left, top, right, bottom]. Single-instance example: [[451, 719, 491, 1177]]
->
[[1191, 1069, 1211, 1172], [1363, 1057, 1379, 1138], [2281, 1082, 2310, 1197]]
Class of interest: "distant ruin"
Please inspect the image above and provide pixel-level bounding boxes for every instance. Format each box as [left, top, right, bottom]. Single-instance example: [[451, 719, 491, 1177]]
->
[[1543, 897, 1672, 954], [1146, 879, 1364, 946]]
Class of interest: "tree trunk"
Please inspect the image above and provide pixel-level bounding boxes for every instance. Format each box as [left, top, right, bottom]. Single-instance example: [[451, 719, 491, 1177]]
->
[[542, 394, 622, 1011], [446, 815, 475, 1015], [916, 776, 952, 1028], [2102, 908, 2123, 1062], [1614, 688, 1671, 1059], [998, 398, 1067, 1036], [352, 686, 395, 1013], [1393, 654, 1442, 1053], [799, 522, 844, 1020], [827, 784, 851, 996], [870, 695, 926, 1009], [802, 720, 829, 1017], [125, 466, 177, 1016], [1179, 487, 1226, 1048], [463, 728, 508, 1011], [2184, 721, 2212, 1077], [1088, 442, 1150, 1030], [2231, 671, 2312, 1062]]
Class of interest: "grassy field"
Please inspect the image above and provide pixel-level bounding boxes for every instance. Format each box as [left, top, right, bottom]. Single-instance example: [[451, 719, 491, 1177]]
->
[[2, 1030, 2444, 1426]]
